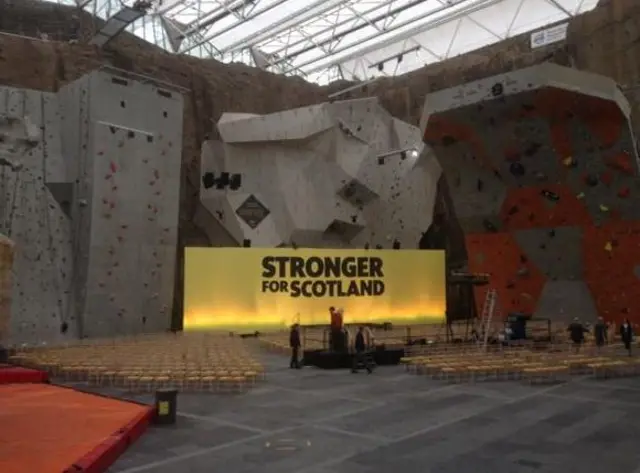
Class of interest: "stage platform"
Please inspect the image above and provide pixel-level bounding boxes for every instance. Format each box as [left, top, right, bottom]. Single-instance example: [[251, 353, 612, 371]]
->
[[0, 383, 154, 473], [0, 364, 49, 384], [304, 346, 405, 369]]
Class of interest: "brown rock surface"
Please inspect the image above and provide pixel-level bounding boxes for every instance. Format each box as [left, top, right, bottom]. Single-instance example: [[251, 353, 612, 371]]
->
[[1, 0, 639, 324]]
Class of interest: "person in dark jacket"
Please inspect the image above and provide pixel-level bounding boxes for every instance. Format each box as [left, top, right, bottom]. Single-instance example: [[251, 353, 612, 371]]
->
[[351, 326, 372, 374], [594, 317, 608, 351], [289, 323, 301, 369], [620, 319, 634, 356], [567, 317, 588, 352]]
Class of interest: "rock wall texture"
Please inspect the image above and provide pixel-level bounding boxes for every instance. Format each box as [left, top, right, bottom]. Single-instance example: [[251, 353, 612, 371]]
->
[[421, 63, 640, 324], [1, 0, 640, 326], [201, 98, 438, 251], [0, 234, 14, 343]]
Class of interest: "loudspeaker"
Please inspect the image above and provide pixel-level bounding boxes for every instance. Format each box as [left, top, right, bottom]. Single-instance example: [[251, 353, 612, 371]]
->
[[229, 173, 242, 190], [219, 172, 230, 186], [202, 172, 215, 189], [243, 239, 251, 247], [392, 239, 401, 249]]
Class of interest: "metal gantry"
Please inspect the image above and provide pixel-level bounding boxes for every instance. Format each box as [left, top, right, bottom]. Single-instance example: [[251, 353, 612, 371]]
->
[[43, 0, 599, 84]]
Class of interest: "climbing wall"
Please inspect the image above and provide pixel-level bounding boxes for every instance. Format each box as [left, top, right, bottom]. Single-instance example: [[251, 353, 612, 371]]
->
[[0, 70, 183, 344], [200, 98, 442, 250], [0, 87, 76, 345], [60, 71, 184, 338], [421, 63, 640, 324], [0, 234, 14, 344]]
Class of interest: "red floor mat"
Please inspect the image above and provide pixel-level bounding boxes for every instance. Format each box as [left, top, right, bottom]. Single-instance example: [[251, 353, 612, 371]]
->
[[0, 365, 49, 384]]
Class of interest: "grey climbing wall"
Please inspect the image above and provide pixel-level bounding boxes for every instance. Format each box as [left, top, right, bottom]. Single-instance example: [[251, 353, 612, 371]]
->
[[199, 99, 442, 250], [0, 87, 76, 345], [0, 69, 184, 344]]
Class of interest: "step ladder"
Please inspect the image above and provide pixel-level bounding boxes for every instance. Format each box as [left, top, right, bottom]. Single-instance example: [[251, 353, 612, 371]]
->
[[478, 289, 499, 350]]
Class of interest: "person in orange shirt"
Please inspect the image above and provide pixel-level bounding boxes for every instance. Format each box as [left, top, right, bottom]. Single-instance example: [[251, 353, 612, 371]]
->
[[329, 307, 345, 351]]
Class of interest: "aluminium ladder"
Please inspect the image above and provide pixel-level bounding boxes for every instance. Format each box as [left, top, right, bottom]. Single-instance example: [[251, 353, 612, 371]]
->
[[478, 289, 499, 350]]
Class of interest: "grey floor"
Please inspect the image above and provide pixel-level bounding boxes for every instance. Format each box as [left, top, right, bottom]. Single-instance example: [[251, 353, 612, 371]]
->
[[76, 353, 640, 473]]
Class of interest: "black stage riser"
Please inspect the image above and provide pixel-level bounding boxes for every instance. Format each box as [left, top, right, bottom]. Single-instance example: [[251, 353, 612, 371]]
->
[[303, 348, 404, 370]]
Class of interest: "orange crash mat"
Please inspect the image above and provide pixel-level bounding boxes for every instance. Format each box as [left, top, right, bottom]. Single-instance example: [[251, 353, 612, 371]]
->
[[0, 383, 149, 473]]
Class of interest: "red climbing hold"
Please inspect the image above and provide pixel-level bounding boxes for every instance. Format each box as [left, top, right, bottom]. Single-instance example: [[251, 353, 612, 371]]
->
[[617, 187, 630, 198], [110, 162, 117, 173], [606, 152, 635, 176], [600, 171, 613, 186]]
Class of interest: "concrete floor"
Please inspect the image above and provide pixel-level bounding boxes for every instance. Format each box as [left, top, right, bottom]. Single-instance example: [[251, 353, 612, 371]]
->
[[84, 354, 640, 473]]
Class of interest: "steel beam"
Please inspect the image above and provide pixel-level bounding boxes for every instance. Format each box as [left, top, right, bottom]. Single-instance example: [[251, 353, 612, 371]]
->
[[299, 0, 500, 75], [185, 0, 353, 54], [179, 0, 291, 51], [268, 0, 434, 67]]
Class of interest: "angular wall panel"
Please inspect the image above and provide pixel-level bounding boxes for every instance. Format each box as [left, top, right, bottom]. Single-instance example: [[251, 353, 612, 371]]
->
[[0, 69, 184, 344], [422, 64, 640, 324], [200, 97, 440, 250]]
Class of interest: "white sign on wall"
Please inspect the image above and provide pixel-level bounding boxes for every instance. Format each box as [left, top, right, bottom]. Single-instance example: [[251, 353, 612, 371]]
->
[[530, 22, 569, 49]]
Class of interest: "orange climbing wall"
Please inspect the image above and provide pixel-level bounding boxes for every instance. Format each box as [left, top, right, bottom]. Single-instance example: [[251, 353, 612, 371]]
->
[[425, 83, 640, 324], [0, 235, 13, 342]]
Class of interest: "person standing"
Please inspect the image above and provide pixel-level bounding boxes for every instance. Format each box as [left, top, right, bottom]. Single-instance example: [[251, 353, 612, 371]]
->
[[620, 319, 634, 356], [351, 326, 372, 374], [289, 323, 302, 369], [594, 317, 608, 352], [567, 317, 588, 353]]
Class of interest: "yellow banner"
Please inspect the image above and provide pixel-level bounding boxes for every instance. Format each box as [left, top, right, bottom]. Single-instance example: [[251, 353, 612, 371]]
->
[[183, 247, 446, 331]]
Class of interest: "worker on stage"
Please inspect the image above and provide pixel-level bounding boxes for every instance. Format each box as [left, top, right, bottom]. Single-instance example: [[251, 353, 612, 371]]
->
[[329, 306, 345, 352], [289, 323, 301, 369], [352, 326, 373, 374]]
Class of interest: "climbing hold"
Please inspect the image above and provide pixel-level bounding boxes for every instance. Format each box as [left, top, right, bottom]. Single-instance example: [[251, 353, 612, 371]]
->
[[599, 204, 609, 212], [584, 174, 598, 187], [604, 241, 613, 252], [110, 162, 117, 173], [507, 205, 519, 216], [153, 169, 160, 179], [524, 142, 541, 156], [599, 171, 613, 186], [516, 267, 529, 277], [549, 229, 555, 238], [605, 152, 634, 175], [562, 156, 576, 168], [535, 172, 547, 181], [540, 190, 559, 202], [482, 219, 497, 232], [617, 187, 630, 198], [477, 179, 484, 192], [576, 192, 585, 199], [509, 161, 525, 177]]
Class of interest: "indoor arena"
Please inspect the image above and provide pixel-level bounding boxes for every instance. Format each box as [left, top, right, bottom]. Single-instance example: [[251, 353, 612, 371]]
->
[[2, 1, 640, 473]]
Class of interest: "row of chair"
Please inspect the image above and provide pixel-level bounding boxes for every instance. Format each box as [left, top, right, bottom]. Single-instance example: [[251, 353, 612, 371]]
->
[[9, 332, 265, 393], [401, 352, 640, 384]]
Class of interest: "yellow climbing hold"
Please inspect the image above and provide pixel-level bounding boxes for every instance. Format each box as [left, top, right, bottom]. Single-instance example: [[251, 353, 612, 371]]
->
[[604, 241, 613, 252], [562, 156, 574, 167], [599, 204, 609, 212]]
